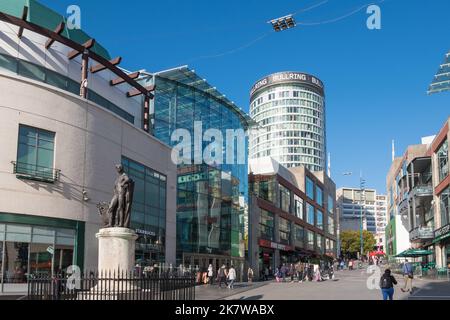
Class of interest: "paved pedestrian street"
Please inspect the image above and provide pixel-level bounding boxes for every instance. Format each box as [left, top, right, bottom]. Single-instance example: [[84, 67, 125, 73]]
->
[[210, 270, 450, 301]]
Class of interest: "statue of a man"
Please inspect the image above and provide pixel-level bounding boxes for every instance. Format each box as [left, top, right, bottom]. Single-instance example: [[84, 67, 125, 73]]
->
[[107, 164, 134, 228]]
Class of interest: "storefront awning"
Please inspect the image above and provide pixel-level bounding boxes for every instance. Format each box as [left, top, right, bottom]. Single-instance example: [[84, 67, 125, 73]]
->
[[433, 232, 450, 244], [395, 249, 433, 258]]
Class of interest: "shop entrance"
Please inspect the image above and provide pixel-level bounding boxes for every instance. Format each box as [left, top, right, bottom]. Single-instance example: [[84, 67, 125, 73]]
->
[[259, 248, 274, 278]]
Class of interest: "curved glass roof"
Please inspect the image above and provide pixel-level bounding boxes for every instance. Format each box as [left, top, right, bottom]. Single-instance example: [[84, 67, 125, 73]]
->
[[0, 0, 111, 60], [154, 66, 254, 129], [428, 51, 450, 95]]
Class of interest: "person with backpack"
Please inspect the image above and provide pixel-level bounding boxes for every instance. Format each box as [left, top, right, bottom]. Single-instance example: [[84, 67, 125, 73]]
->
[[401, 260, 414, 294], [380, 269, 398, 300]]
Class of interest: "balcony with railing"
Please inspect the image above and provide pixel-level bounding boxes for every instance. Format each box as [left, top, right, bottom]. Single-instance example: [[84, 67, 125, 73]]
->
[[410, 226, 435, 242], [12, 161, 60, 183]]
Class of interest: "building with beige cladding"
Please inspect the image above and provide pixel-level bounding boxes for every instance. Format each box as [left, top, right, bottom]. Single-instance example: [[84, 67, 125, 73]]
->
[[386, 118, 450, 270], [0, 1, 177, 293]]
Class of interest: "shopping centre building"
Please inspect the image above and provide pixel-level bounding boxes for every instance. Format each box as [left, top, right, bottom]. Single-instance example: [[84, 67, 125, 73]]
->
[[248, 157, 337, 278], [0, 1, 177, 293], [139, 67, 252, 279]]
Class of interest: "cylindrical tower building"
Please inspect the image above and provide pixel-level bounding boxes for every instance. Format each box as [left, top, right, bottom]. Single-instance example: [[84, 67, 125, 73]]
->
[[249, 71, 326, 172]]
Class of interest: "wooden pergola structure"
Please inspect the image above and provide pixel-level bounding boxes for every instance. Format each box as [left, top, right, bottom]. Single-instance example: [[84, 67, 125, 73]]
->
[[0, 6, 154, 133]]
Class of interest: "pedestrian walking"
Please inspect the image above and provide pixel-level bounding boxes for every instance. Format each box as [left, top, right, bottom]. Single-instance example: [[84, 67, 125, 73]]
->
[[289, 264, 296, 283], [247, 267, 254, 283], [280, 264, 288, 282], [349, 260, 354, 270], [227, 265, 236, 289], [380, 269, 398, 300], [401, 260, 414, 294], [264, 267, 269, 281], [207, 264, 214, 285], [218, 264, 228, 288]]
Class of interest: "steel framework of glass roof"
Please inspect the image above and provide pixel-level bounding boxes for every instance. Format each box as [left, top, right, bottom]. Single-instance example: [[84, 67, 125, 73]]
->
[[428, 51, 450, 95], [153, 66, 255, 129]]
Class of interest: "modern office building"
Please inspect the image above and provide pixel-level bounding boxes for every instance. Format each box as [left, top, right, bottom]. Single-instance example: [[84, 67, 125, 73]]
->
[[337, 188, 387, 235], [249, 72, 326, 172], [428, 51, 450, 94], [138, 67, 252, 278], [0, 1, 177, 293], [248, 157, 337, 278]]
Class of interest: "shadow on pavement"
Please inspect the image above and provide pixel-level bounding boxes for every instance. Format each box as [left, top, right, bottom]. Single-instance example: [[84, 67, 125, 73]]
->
[[406, 281, 450, 300], [238, 295, 264, 301]]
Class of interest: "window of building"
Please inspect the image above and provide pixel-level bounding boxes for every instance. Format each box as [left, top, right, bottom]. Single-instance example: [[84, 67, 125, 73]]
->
[[306, 177, 314, 200], [306, 230, 315, 251], [294, 195, 304, 220], [307, 203, 315, 225], [328, 216, 335, 235], [437, 140, 449, 182], [260, 210, 275, 241], [294, 224, 304, 247], [279, 184, 291, 213], [440, 187, 450, 227], [328, 195, 334, 214], [317, 234, 324, 254], [279, 218, 291, 245], [16, 125, 56, 181], [317, 210, 323, 230], [316, 186, 323, 207]]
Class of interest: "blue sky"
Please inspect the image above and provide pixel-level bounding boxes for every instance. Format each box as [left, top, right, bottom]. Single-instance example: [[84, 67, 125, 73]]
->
[[41, 0, 450, 193]]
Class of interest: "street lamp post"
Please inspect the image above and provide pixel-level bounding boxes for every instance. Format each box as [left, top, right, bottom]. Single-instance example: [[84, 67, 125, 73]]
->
[[343, 171, 366, 261]]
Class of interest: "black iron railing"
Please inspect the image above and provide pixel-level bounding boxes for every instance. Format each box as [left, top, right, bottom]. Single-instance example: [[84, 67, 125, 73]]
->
[[12, 161, 60, 183], [27, 271, 196, 301]]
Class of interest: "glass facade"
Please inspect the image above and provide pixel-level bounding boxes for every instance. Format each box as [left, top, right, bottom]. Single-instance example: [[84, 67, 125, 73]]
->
[[249, 75, 326, 172], [428, 51, 450, 94], [316, 185, 323, 207], [150, 71, 249, 263], [122, 157, 167, 266]]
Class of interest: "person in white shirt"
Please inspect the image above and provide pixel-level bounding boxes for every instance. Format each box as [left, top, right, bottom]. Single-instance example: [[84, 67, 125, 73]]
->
[[227, 265, 237, 289], [207, 264, 214, 285]]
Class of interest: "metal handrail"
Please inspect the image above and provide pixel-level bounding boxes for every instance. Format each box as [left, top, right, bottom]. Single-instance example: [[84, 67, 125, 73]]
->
[[11, 161, 61, 182]]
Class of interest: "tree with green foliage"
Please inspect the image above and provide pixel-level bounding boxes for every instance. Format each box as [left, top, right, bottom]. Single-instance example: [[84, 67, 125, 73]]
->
[[340, 230, 376, 256]]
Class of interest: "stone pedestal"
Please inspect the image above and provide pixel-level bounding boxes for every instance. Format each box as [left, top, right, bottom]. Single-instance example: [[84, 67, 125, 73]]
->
[[80, 228, 139, 300], [96, 228, 138, 274]]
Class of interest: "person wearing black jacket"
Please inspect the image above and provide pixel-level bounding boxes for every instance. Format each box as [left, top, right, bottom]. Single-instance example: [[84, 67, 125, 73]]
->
[[379, 269, 398, 300]]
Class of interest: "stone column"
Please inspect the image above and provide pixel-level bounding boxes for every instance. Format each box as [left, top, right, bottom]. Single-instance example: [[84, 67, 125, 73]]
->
[[96, 227, 138, 273]]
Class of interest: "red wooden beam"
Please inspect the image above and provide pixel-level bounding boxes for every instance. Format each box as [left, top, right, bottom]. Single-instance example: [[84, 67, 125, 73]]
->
[[90, 56, 122, 74], [17, 6, 28, 38], [110, 71, 140, 86], [67, 38, 96, 60], [45, 22, 65, 49], [127, 85, 155, 98]]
